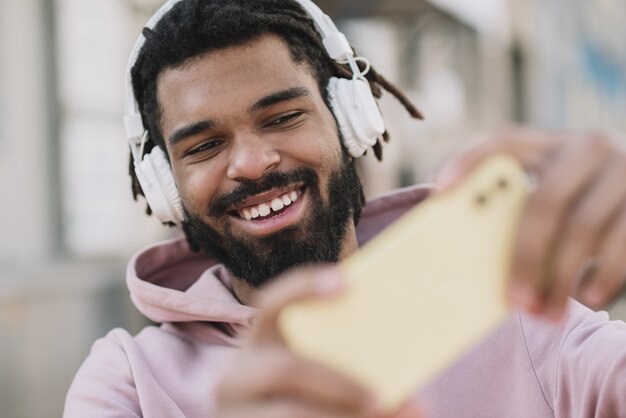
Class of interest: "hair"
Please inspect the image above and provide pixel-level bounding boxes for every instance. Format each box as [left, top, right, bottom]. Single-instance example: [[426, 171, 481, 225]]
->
[[129, 0, 422, 220]]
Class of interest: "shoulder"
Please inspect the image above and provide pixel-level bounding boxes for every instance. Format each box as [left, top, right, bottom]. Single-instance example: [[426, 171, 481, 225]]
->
[[64, 324, 239, 418], [64, 328, 142, 417], [76, 328, 139, 377]]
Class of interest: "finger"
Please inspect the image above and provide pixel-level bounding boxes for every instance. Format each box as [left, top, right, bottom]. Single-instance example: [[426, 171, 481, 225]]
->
[[508, 135, 611, 314], [250, 265, 344, 345], [436, 129, 562, 190], [218, 348, 377, 413], [549, 153, 626, 315], [578, 205, 626, 309]]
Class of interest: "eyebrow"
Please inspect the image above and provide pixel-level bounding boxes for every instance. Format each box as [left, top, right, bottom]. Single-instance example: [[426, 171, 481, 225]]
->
[[248, 87, 312, 114], [168, 119, 217, 147], [167, 87, 312, 147]]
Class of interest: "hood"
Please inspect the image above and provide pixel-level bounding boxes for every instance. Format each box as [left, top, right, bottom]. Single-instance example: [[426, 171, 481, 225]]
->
[[127, 184, 433, 326]]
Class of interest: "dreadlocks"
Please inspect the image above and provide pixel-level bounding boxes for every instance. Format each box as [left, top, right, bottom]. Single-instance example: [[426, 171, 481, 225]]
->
[[129, 0, 422, 217]]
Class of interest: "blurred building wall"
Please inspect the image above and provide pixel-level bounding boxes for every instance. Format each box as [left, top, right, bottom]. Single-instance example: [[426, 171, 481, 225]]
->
[[333, 3, 516, 196], [0, 0, 53, 263], [57, 0, 169, 258], [1, 1, 162, 417], [510, 0, 626, 132]]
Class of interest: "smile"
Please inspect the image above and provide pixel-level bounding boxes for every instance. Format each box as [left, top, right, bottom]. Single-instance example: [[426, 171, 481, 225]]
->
[[227, 185, 307, 237], [236, 189, 301, 220]]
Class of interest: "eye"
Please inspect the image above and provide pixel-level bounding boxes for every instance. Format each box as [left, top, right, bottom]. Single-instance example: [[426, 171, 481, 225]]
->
[[266, 112, 303, 128], [186, 139, 223, 157]]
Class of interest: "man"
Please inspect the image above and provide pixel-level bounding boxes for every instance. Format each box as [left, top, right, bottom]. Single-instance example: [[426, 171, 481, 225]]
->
[[65, 0, 626, 417]]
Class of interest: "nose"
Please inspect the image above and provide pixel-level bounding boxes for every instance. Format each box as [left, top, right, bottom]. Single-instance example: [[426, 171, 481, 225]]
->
[[226, 133, 280, 181]]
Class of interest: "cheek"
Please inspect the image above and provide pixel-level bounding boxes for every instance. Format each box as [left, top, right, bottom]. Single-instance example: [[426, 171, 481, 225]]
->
[[302, 110, 344, 166], [172, 163, 220, 215], [317, 126, 345, 172], [320, 109, 345, 161]]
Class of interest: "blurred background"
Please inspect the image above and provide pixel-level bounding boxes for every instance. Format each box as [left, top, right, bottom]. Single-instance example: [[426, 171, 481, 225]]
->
[[0, 0, 625, 416]]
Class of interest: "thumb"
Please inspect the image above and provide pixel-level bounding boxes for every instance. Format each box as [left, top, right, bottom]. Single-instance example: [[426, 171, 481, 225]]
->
[[250, 265, 344, 345]]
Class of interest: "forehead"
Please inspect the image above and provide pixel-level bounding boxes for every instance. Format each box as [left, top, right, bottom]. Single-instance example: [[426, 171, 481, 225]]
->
[[156, 35, 318, 128]]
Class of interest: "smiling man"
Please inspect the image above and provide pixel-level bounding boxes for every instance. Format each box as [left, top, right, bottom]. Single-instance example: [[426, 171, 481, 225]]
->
[[163, 36, 363, 296], [64, 0, 626, 417]]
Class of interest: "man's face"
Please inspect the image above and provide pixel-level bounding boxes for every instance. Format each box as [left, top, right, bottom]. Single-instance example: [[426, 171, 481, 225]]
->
[[156, 34, 361, 287]]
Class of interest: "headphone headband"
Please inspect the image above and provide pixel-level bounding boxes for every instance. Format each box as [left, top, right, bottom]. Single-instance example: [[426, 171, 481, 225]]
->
[[124, 0, 184, 140], [124, 0, 365, 144]]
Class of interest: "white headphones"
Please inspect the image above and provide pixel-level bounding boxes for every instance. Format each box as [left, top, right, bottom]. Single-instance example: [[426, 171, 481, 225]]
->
[[124, 0, 386, 224]]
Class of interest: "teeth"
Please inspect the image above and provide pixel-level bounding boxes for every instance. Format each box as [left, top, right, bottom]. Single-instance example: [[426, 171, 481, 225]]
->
[[258, 203, 271, 217], [238, 189, 302, 220], [271, 198, 284, 212]]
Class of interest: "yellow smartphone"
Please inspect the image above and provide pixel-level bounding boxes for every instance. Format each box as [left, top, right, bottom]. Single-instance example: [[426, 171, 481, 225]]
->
[[280, 155, 531, 410]]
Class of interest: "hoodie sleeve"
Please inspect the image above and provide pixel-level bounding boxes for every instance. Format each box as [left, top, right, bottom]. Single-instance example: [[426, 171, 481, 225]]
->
[[64, 328, 142, 418], [521, 300, 626, 417]]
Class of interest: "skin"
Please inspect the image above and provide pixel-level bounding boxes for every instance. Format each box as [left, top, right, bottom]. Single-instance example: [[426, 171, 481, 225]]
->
[[156, 35, 422, 418]]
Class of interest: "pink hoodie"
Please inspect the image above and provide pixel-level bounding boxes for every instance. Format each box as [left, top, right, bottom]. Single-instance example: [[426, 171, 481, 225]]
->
[[64, 185, 626, 417]]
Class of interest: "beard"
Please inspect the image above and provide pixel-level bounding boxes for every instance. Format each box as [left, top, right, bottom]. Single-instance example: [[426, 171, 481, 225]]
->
[[181, 157, 364, 289]]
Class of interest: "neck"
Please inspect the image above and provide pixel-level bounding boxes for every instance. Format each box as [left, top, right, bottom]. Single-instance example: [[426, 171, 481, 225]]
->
[[233, 223, 359, 307]]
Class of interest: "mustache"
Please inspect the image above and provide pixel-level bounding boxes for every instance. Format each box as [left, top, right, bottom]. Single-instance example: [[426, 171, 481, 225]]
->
[[209, 168, 318, 215]]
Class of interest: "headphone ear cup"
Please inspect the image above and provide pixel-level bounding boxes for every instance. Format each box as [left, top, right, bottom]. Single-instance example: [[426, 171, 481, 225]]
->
[[327, 76, 386, 158], [328, 77, 367, 157], [134, 146, 184, 224]]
